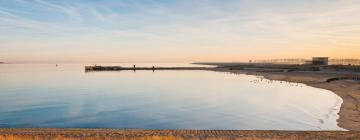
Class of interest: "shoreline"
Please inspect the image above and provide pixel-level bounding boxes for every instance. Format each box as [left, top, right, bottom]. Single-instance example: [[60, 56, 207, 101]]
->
[[0, 68, 359, 139], [215, 69, 360, 131]]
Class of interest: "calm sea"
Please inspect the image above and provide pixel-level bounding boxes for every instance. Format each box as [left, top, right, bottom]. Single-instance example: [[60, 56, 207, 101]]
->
[[0, 63, 344, 130]]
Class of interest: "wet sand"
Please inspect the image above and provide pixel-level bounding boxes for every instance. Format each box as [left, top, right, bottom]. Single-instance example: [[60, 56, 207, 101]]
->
[[221, 69, 360, 131], [1, 128, 360, 140]]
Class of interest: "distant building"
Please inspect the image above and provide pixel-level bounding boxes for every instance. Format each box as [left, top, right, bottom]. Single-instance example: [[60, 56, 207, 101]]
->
[[306, 57, 328, 65]]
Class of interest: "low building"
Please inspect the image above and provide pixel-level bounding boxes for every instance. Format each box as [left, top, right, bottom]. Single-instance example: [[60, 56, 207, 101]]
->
[[304, 57, 329, 65], [312, 57, 329, 65]]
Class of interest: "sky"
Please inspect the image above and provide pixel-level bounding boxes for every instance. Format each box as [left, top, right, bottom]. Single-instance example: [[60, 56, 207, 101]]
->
[[0, 0, 360, 63]]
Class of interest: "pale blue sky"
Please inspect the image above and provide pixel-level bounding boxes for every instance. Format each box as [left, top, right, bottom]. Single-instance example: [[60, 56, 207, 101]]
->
[[1, 0, 360, 63]]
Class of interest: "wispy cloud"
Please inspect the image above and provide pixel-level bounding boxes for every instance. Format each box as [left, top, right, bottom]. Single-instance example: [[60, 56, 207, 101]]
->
[[33, 0, 83, 23], [0, 0, 360, 63]]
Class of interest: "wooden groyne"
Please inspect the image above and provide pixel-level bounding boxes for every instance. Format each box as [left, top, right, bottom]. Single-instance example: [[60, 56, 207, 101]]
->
[[326, 76, 360, 83], [85, 66, 213, 72]]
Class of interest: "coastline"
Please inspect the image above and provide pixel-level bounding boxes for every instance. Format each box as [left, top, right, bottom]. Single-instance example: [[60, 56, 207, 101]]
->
[[0, 68, 359, 139], [216, 69, 360, 131]]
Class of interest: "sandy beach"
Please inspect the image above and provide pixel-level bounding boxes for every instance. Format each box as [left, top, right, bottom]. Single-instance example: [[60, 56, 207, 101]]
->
[[219, 69, 360, 131], [1, 128, 360, 140]]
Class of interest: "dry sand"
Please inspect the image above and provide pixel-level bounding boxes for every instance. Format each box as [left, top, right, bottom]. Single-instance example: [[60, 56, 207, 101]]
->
[[1, 128, 360, 140]]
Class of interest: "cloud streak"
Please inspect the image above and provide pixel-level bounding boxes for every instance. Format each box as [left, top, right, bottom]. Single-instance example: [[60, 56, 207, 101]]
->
[[0, 0, 359, 63]]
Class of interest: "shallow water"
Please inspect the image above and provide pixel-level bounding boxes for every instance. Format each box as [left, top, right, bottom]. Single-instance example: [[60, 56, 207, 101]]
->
[[0, 64, 344, 130]]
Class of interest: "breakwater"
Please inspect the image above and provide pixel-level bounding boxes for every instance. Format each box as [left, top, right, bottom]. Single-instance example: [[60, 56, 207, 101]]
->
[[326, 76, 360, 83], [85, 66, 213, 71]]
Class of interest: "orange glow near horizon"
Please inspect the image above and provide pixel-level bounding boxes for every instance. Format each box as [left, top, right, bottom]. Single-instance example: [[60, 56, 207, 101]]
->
[[0, 1, 359, 63]]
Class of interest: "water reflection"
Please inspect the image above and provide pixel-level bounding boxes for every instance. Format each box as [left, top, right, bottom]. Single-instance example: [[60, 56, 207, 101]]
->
[[0, 64, 344, 130]]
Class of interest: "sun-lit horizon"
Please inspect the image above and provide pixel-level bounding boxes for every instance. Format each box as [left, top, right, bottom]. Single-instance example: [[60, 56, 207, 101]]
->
[[1, 0, 360, 63], [2, 1, 360, 138]]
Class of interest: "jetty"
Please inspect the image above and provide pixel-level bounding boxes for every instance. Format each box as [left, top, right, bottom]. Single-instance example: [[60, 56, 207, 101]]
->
[[85, 65, 213, 72]]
